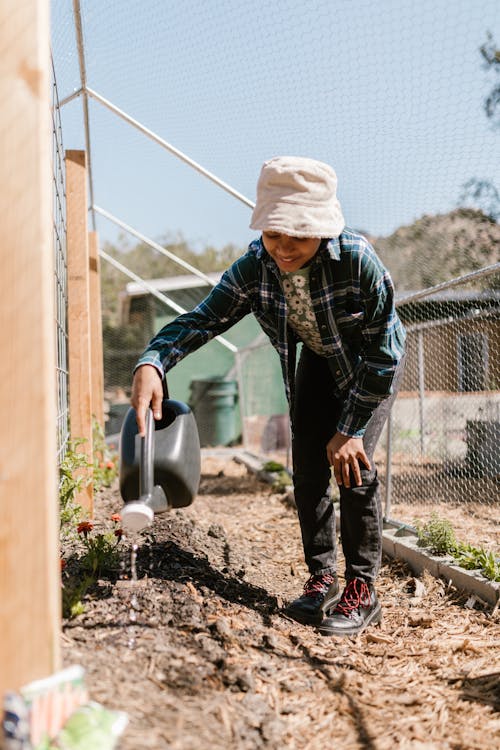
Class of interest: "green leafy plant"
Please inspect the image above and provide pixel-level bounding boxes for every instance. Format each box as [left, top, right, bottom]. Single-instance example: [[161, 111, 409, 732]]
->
[[76, 518, 123, 577], [415, 512, 457, 555], [61, 515, 124, 618], [59, 426, 122, 618], [453, 543, 500, 582], [61, 569, 94, 618], [59, 440, 91, 531], [415, 512, 500, 582]]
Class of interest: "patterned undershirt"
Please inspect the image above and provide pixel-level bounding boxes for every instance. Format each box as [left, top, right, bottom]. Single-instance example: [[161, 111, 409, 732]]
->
[[280, 267, 327, 356]]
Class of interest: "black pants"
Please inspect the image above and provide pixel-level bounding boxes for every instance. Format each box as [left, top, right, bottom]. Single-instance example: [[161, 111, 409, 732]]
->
[[291, 347, 404, 583]]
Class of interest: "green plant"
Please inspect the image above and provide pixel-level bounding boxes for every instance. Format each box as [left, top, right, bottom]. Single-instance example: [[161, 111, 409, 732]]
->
[[61, 515, 124, 618], [453, 542, 500, 582], [77, 519, 123, 577], [59, 440, 91, 531], [414, 512, 500, 582], [59, 427, 121, 617], [61, 570, 94, 618], [415, 513, 457, 555]]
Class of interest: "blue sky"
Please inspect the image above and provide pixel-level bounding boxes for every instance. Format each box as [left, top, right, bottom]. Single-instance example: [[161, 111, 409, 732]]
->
[[52, 0, 500, 252]]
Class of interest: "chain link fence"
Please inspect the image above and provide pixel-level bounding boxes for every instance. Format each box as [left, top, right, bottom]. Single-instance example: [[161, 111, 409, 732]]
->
[[52, 54, 69, 464], [381, 267, 499, 538]]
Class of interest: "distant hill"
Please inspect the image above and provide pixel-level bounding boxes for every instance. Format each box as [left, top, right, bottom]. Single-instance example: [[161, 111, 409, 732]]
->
[[370, 209, 500, 291]]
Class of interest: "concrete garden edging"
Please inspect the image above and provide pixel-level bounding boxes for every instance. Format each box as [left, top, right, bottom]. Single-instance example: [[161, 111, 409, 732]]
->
[[382, 520, 500, 607]]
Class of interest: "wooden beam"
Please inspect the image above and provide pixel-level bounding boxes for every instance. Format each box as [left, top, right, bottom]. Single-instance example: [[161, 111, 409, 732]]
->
[[0, 0, 61, 695], [89, 231, 105, 431], [66, 150, 93, 513]]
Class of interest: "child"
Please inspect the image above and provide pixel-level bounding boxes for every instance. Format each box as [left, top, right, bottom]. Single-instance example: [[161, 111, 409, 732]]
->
[[131, 156, 406, 636]]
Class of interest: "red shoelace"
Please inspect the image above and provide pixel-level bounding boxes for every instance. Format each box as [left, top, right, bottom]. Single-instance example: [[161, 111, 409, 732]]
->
[[303, 574, 336, 598], [334, 578, 371, 616]]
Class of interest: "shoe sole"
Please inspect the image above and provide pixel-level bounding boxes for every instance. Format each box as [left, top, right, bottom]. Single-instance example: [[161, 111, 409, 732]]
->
[[283, 590, 341, 626], [318, 603, 382, 637]]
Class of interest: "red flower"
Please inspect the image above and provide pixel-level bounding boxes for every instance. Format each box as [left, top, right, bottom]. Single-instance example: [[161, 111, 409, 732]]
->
[[114, 528, 124, 539], [77, 521, 93, 536], [110, 513, 121, 523], [60, 559, 67, 571], [106, 460, 115, 470], [99, 461, 106, 469]]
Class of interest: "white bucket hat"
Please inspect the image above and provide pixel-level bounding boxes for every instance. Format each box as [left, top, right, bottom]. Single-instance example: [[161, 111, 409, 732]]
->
[[250, 156, 345, 238]]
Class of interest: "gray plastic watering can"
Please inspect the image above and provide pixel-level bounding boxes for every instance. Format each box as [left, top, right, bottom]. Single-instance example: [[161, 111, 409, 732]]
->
[[119, 396, 201, 532]]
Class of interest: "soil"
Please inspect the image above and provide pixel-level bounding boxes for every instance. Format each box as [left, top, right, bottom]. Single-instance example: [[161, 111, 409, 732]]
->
[[61, 456, 500, 750]]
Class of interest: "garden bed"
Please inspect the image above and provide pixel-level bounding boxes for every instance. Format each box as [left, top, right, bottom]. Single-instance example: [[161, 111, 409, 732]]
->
[[61, 456, 500, 749]]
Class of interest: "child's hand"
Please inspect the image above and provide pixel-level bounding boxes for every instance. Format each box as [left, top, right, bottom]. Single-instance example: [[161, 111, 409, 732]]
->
[[326, 432, 371, 488], [131, 365, 164, 436]]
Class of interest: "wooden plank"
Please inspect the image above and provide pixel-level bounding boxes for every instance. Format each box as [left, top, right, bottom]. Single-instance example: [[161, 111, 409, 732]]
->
[[66, 150, 93, 513], [89, 231, 105, 431], [0, 0, 61, 695]]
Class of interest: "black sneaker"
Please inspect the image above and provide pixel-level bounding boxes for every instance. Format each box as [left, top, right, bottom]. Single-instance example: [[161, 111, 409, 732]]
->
[[318, 578, 381, 637], [284, 574, 340, 625]]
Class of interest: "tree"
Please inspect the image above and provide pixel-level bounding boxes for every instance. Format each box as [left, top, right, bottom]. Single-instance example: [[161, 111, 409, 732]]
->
[[459, 178, 500, 222], [458, 34, 500, 220], [375, 208, 500, 291], [480, 32, 500, 128]]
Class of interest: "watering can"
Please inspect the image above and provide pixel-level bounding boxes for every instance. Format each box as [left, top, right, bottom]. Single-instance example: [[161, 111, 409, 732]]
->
[[118, 391, 201, 533]]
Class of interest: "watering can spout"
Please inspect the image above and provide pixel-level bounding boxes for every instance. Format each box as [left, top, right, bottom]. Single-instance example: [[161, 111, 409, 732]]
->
[[121, 484, 170, 533], [121, 501, 154, 533]]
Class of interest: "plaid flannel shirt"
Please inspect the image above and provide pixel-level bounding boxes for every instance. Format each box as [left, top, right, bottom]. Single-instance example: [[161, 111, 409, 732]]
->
[[136, 228, 406, 437]]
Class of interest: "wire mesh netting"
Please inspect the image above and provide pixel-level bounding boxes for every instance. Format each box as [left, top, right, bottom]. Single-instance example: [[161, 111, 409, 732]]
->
[[52, 54, 69, 464], [388, 266, 499, 484], [50, 1, 499, 546], [51, 0, 500, 247], [375, 267, 500, 549]]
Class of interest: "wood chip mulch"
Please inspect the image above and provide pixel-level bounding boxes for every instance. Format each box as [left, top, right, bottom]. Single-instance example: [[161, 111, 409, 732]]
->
[[61, 457, 500, 750]]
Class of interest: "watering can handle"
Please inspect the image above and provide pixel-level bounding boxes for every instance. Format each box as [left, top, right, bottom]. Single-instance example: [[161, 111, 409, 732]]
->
[[140, 408, 155, 499], [139, 377, 167, 499]]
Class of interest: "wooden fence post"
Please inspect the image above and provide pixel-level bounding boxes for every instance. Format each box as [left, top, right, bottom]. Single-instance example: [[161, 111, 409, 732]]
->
[[66, 150, 93, 514], [89, 231, 105, 432], [0, 0, 61, 695]]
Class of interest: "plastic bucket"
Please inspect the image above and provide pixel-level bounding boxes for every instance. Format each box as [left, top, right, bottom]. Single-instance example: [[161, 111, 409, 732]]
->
[[189, 378, 238, 447]]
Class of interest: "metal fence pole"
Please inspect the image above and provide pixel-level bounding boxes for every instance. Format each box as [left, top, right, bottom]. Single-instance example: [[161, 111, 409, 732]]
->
[[235, 350, 249, 450], [417, 330, 425, 458], [384, 407, 393, 518]]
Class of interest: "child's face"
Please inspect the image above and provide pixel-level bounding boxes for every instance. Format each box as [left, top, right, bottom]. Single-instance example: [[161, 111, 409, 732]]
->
[[262, 232, 321, 272]]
